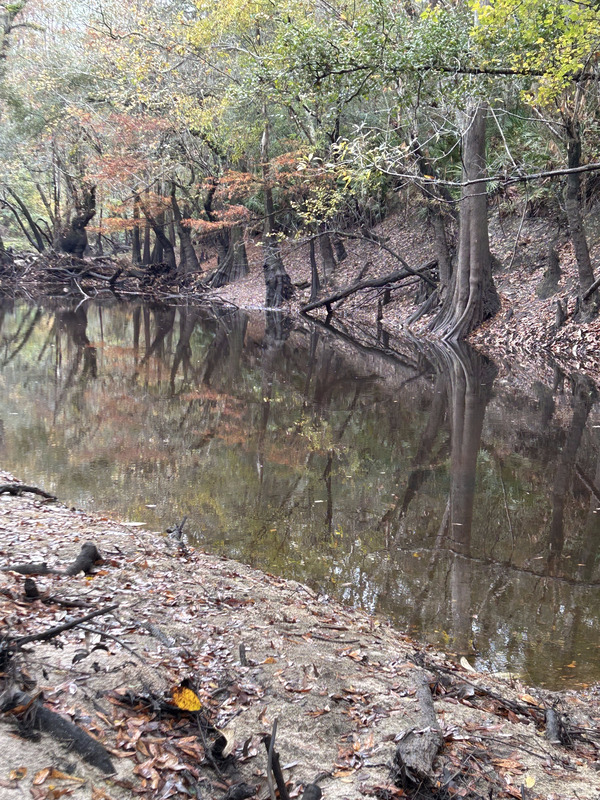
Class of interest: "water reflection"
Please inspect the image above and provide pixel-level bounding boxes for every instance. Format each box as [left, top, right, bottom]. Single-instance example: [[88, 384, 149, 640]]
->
[[1, 299, 600, 688]]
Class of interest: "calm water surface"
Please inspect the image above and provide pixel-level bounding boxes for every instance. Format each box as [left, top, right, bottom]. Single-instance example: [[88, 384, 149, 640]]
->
[[1, 300, 600, 689]]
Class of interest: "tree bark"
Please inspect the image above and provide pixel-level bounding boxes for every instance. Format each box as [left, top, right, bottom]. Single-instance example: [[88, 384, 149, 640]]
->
[[139, 196, 176, 270], [132, 195, 142, 264], [431, 105, 499, 340], [318, 224, 336, 284], [261, 106, 294, 307], [171, 187, 200, 275], [206, 225, 249, 288], [565, 118, 595, 298]]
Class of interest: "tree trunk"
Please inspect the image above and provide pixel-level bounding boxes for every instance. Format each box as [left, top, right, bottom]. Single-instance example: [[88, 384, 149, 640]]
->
[[431, 105, 499, 340], [132, 195, 142, 264], [6, 189, 46, 251], [206, 225, 249, 287], [139, 198, 176, 270], [58, 185, 96, 258], [318, 224, 336, 284], [309, 237, 321, 302], [565, 118, 595, 298], [261, 106, 294, 307], [171, 187, 200, 275]]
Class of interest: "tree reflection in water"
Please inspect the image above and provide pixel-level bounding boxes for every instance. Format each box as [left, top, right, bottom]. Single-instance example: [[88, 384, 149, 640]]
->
[[2, 300, 600, 686]]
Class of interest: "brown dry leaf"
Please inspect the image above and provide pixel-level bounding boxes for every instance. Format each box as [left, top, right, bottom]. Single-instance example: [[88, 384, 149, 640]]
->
[[333, 768, 355, 778], [49, 769, 84, 783], [494, 757, 524, 773], [91, 788, 117, 800], [519, 694, 540, 706], [9, 767, 27, 780], [33, 768, 52, 785]]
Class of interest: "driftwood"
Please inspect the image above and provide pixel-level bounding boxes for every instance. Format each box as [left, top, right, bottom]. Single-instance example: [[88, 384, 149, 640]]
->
[[0, 483, 56, 501], [0, 688, 115, 773], [393, 677, 443, 789], [301, 260, 437, 313]]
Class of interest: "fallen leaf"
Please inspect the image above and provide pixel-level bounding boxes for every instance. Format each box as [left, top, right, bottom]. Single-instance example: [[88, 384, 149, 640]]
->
[[172, 685, 202, 711]]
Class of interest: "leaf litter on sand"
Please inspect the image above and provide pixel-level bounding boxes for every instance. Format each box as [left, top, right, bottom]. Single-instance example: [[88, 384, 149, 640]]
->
[[1, 471, 600, 799]]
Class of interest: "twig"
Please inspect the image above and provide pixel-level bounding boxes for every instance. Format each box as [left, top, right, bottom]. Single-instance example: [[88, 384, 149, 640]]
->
[[78, 625, 143, 662], [263, 719, 290, 800], [11, 603, 120, 647], [266, 720, 277, 800]]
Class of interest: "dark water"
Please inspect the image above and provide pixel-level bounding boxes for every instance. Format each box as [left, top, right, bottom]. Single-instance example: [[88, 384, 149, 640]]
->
[[2, 300, 600, 689]]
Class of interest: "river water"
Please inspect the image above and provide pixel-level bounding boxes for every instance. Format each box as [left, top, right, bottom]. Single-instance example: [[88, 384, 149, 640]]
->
[[1, 300, 600, 689]]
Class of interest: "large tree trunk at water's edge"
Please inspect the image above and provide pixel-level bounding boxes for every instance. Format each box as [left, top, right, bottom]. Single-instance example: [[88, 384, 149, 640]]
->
[[431, 105, 499, 340]]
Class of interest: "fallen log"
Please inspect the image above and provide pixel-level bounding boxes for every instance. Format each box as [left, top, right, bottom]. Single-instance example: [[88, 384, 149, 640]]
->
[[301, 260, 437, 313], [392, 677, 443, 789], [0, 688, 115, 773]]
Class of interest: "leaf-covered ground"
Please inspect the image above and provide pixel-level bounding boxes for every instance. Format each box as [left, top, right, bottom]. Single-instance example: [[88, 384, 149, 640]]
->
[[2, 472, 600, 800]]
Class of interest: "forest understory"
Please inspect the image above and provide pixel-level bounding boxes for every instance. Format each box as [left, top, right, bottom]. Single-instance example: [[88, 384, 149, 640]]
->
[[2, 472, 600, 800]]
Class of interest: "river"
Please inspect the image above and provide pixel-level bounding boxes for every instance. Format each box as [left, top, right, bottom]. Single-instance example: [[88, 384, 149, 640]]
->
[[1, 299, 599, 689]]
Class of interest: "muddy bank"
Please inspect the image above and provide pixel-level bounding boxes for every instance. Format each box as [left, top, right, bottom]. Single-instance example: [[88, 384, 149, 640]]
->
[[1, 473, 600, 800]]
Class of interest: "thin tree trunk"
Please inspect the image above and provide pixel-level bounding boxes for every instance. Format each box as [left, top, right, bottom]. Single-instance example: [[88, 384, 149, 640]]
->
[[6, 189, 46, 251], [309, 237, 321, 302], [318, 224, 336, 284], [261, 106, 293, 307], [565, 118, 595, 298], [132, 195, 142, 264]]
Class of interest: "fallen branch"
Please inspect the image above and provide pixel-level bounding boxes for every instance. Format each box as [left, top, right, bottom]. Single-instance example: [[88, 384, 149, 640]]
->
[[301, 260, 437, 313], [0, 688, 115, 773], [10, 602, 119, 648], [583, 274, 600, 302]]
